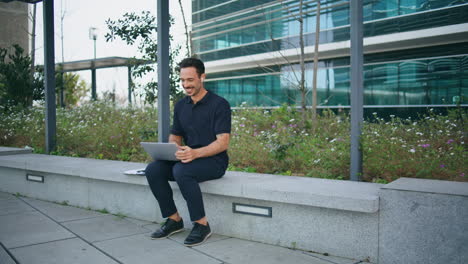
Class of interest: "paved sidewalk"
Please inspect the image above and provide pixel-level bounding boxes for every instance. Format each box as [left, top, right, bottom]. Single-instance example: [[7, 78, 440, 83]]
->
[[0, 191, 367, 264]]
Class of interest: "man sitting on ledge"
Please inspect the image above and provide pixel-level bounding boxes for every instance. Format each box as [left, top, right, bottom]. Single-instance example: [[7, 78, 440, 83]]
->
[[145, 57, 231, 246]]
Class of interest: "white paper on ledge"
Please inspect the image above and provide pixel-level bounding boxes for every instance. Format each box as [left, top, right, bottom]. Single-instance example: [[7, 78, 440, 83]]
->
[[124, 168, 146, 176]]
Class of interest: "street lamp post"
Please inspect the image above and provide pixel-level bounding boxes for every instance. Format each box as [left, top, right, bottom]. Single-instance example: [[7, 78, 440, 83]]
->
[[89, 27, 98, 100]]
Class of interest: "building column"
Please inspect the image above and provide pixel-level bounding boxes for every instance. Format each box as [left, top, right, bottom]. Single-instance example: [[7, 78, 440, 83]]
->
[[350, 0, 364, 181], [43, 0, 56, 154], [157, 0, 170, 142]]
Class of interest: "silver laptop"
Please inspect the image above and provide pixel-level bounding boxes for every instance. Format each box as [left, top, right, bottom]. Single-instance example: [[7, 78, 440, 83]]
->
[[140, 142, 179, 161]]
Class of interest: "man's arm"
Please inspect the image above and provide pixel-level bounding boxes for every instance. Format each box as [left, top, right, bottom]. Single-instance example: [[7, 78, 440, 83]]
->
[[169, 134, 183, 146], [175, 133, 230, 163]]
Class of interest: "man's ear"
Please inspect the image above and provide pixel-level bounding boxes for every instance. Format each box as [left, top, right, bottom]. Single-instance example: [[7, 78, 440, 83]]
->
[[201, 73, 206, 81]]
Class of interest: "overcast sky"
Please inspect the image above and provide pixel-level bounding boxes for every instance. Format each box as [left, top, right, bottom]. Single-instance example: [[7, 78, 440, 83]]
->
[[34, 0, 192, 104]]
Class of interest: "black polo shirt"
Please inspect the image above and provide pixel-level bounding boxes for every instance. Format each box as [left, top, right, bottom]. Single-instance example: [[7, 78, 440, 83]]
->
[[171, 91, 231, 168]]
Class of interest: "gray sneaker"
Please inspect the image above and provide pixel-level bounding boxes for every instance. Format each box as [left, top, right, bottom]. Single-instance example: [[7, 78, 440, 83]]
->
[[150, 218, 184, 239]]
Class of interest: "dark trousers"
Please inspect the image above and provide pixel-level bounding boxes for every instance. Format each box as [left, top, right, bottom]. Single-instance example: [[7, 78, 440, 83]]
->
[[145, 157, 225, 221]]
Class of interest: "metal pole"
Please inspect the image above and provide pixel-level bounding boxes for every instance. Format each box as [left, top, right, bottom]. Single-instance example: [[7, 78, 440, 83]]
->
[[350, 0, 363, 181], [91, 36, 97, 100], [157, 0, 170, 142], [43, 0, 56, 154], [91, 68, 97, 100], [60, 72, 64, 107], [128, 66, 132, 105]]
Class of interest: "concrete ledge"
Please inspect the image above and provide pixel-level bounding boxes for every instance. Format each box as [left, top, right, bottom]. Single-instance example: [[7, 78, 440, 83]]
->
[[0, 153, 381, 213], [0, 152, 382, 262], [204, 172, 381, 213], [379, 178, 468, 264], [0, 147, 32, 156], [381, 177, 468, 197]]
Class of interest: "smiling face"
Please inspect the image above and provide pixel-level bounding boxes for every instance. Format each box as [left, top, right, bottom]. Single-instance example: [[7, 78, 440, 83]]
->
[[180, 66, 206, 101]]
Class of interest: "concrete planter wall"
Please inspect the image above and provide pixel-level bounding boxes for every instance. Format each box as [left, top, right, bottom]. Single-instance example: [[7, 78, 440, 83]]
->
[[379, 178, 468, 264], [0, 147, 466, 263]]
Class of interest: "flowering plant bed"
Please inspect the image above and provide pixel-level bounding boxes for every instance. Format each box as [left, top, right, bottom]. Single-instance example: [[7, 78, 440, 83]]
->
[[1, 101, 466, 183]]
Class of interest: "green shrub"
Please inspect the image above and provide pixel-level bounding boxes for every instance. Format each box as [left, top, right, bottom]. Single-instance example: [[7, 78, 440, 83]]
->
[[1, 101, 466, 183], [0, 100, 157, 162]]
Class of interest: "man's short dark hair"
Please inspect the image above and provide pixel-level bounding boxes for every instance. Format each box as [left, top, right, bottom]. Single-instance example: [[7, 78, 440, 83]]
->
[[178, 58, 205, 77]]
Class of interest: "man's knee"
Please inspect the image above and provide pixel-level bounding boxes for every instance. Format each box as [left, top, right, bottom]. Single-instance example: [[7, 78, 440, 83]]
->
[[172, 163, 191, 183], [145, 160, 168, 180], [145, 161, 157, 175]]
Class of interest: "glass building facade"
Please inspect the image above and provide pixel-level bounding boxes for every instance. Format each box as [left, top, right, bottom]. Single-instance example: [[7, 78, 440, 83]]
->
[[191, 0, 468, 109]]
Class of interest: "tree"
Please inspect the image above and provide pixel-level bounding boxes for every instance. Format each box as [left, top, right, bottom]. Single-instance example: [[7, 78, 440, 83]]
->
[[311, 0, 321, 126], [55, 72, 88, 106], [28, 2, 37, 83], [254, 0, 321, 127], [58, 0, 68, 107], [0, 45, 43, 110], [105, 11, 183, 104], [263, 0, 322, 127], [177, 0, 191, 57]]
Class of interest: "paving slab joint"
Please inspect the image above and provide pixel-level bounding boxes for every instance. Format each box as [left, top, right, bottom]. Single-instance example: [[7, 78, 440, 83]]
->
[[0, 242, 19, 264], [18, 197, 125, 264]]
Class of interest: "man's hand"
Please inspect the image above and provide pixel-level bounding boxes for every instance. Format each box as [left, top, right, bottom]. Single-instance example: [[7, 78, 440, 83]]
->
[[176, 146, 199, 163], [174, 133, 230, 163]]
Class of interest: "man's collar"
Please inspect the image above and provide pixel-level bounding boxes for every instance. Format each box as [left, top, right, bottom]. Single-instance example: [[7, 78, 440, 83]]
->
[[185, 91, 211, 104]]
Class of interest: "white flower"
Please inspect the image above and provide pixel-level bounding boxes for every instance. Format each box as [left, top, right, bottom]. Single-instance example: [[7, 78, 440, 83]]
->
[[313, 159, 321, 164], [409, 148, 416, 153]]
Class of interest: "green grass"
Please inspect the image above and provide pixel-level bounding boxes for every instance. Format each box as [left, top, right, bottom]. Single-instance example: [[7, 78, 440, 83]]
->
[[1, 101, 466, 183], [97, 208, 109, 214], [113, 212, 127, 219]]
